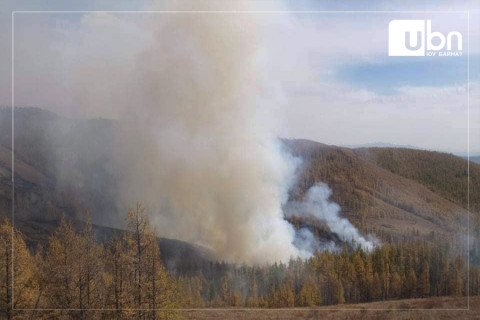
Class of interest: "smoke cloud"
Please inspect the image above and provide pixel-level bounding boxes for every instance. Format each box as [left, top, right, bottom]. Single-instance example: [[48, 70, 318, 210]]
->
[[14, 6, 377, 264], [111, 10, 376, 262], [286, 183, 378, 252], [106, 10, 307, 264]]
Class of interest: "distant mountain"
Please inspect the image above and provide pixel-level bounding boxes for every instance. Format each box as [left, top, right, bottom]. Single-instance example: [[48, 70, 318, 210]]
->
[[463, 156, 480, 164], [342, 142, 421, 149], [455, 152, 480, 158], [345, 142, 480, 162]]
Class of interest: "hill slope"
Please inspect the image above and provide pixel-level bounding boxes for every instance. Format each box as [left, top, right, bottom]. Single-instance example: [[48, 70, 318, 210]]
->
[[284, 139, 477, 246], [354, 147, 478, 212], [0, 108, 477, 260], [0, 107, 213, 272]]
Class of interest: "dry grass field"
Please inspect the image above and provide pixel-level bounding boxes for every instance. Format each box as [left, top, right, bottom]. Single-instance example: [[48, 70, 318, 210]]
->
[[180, 296, 480, 320]]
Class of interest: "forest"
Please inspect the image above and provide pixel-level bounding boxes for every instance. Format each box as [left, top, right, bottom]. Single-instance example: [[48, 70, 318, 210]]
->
[[1, 204, 478, 320]]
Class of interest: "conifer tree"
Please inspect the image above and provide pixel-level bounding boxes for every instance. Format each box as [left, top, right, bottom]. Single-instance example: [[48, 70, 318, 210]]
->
[[419, 261, 430, 297]]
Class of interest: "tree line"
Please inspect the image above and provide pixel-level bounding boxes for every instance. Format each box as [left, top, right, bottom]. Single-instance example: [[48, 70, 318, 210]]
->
[[0, 205, 478, 319]]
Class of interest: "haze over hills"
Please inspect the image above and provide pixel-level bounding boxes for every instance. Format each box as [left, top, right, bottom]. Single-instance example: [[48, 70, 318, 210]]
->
[[0, 107, 213, 272], [465, 156, 480, 164], [0, 107, 478, 266]]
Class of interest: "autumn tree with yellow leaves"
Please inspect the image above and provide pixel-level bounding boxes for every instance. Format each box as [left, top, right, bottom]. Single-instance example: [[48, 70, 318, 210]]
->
[[0, 205, 479, 318]]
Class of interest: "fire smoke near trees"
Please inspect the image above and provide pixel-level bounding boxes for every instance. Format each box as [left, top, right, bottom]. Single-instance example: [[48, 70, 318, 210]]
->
[[50, 8, 377, 264], [106, 10, 376, 263], [2, 0, 477, 316], [286, 183, 377, 252]]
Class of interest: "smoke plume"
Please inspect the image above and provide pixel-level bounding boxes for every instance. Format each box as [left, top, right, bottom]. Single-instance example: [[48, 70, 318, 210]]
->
[[286, 183, 377, 252], [112, 10, 377, 262], [15, 6, 377, 264], [105, 10, 307, 264]]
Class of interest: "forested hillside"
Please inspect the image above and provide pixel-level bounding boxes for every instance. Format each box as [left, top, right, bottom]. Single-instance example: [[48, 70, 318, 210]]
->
[[354, 148, 479, 212], [0, 107, 213, 274], [1, 108, 479, 318], [1, 209, 478, 318], [1, 108, 476, 250], [284, 139, 477, 249]]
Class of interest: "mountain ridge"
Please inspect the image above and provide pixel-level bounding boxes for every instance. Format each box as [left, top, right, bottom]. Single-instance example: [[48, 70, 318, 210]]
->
[[0, 108, 477, 265]]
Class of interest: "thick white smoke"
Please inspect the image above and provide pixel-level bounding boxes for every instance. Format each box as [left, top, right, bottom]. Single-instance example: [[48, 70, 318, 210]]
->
[[73, 10, 376, 263], [108, 10, 309, 264], [24, 6, 377, 264], [286, 183, 378, 251]]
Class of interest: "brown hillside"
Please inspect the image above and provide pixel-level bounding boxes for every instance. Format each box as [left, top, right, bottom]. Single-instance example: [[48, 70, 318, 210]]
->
[[353, 147, 480, 212], [0, 109, 476, 252], [284, 140, 472, 245]]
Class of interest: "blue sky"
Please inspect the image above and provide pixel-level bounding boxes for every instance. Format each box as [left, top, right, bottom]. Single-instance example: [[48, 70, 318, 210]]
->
[[338, 56, 472, 94]]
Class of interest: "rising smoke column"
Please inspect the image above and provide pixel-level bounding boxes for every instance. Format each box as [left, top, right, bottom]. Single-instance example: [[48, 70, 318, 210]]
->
[[285, 183, 378, 251], [63, 7, 375, 264], [109, 9, 310, 264]]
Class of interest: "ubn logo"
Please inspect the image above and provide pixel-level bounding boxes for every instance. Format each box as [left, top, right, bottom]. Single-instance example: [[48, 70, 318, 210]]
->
[[388, 20, 462, 56]]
